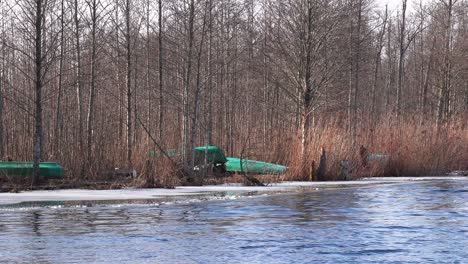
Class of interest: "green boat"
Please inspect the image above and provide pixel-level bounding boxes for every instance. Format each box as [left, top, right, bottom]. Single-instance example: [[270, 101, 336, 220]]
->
[[0, 162, 64, 179], [192, 146, 228, 175], [150, 145, 287, 176], [225, 157, 287, 175], [193, 146, 228, 165]]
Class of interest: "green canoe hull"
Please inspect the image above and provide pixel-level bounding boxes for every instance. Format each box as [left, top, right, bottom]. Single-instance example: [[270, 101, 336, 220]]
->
[[225, 157, 287, 175], [0, 162, 64, 179], [193, 146, 228, 165], [149, 145, 287, 176], [150, 146, 228, 165]]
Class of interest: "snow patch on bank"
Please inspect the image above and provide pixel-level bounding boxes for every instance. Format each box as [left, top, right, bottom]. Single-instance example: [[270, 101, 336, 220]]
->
[[0, 177, 466, 206]]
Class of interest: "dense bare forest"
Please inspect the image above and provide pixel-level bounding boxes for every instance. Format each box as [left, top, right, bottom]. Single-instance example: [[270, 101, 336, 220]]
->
[[0, 0, 467, 185]]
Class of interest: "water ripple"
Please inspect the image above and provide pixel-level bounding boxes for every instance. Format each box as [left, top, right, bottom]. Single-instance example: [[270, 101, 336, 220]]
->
[[0, 180, 467, 263]]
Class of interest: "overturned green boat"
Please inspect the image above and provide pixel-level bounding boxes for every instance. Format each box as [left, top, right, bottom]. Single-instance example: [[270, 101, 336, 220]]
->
[[225, 157, 287, 175], [192, 146, 287, 175], [0, 162, 64, 179], [151, 145, 287, 176], [193, 146, 228, 165]]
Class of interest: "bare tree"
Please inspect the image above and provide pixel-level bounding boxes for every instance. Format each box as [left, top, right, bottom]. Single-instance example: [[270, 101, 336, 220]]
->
[[0, 0, 5, 159], [53, 0, 66, 154], [205, 0, 213, 146], [371, 6, 388, 121], [396, 0, 407, 118], [73, 0, 85, 155], [349, 0, 364, 150], [86, 0, 99, 174], [32, 0, 45, 185], [190, 0, 209, 168], [267, 0, 343, 171], [158, 0, 164, 142], [437, 0, 458, 126], [125, 0, 132, 167], [183, 0, 196, 165]]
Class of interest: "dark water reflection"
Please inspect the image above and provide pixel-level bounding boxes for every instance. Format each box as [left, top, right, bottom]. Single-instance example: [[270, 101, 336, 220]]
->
[[0, 180, 467, 263]]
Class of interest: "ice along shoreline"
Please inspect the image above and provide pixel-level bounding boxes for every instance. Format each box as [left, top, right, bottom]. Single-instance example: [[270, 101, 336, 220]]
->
[[0, 176, 466, 206]]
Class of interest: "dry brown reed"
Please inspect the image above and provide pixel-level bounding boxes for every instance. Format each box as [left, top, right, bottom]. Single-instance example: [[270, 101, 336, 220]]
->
[[281, 114, 468, 181], [67, 114, 467, 185], [4, 114, 466, 187]]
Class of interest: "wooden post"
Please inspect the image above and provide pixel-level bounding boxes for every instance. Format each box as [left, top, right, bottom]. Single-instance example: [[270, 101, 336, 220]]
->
[[341, 160, 350, 180], [317, 147, 326, 181], [359, 145, 368, 168], [309, 160, 315, 181]]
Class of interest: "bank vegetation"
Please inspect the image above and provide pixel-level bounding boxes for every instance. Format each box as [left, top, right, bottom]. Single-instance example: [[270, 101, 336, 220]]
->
[[0, 0, 467, 187]]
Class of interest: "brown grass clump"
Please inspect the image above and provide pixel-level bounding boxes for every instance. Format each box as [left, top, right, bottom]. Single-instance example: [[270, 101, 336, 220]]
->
[[280, 114, 468, 181]]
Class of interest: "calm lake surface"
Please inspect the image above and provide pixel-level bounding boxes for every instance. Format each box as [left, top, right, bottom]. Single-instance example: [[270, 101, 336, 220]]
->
[[0, 179, 467, 263]]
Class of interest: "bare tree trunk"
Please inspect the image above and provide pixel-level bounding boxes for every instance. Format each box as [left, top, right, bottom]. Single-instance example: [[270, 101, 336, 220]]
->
[[145, 0, 151, 139], [86, 0, 98, 175], [0, 63, 3, 159], [417, 1, 425, 115], [114, 0, 124, 143], [190, 4, 208, 168], [465, 80, 468, 112], [0, 18, 5, 158], [437, 0, 456, 126], [183, 0, 195, 165], [125, 0, 132, 167], [73, 0, 84, 154], [206, 0, 213, 146], [158, 0, 164, 142], [133, 44, 139, 145], [54, 0, 65, 155], [262, 2, 269, 151], [396, 0, 407, 118], [347, 18, 353, 133], [351, 0, 363, 150], [420, 36, 435, 125], [385, 17, 393, 113], [300, 0, 314, 167], [371, 6, 387, 122], [32, 0, 44, 186]]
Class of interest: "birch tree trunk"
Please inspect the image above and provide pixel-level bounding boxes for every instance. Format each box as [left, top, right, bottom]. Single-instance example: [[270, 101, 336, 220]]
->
[[300, 0, 314, 167], [73, 0, 84, 154], [86, 0, 98, 174]]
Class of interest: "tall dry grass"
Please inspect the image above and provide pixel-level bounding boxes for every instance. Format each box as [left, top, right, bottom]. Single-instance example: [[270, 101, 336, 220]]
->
[[281, 114, 468, 181], [5, 112, 466, 187], [91, 114, 467, 184]]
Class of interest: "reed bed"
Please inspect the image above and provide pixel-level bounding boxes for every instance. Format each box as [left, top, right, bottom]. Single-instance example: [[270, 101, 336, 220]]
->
[[281, 114, 468, 181]]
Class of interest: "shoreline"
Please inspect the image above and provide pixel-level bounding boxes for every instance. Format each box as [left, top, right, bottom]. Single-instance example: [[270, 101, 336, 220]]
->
[[0, 176, 466, 206]]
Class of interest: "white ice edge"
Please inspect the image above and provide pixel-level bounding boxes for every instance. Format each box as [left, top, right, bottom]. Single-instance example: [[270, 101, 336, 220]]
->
[[0, 176, 466, 205]]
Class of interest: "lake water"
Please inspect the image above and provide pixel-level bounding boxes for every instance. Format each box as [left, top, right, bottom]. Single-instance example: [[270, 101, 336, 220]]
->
[[0, 179, 467, 263]]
